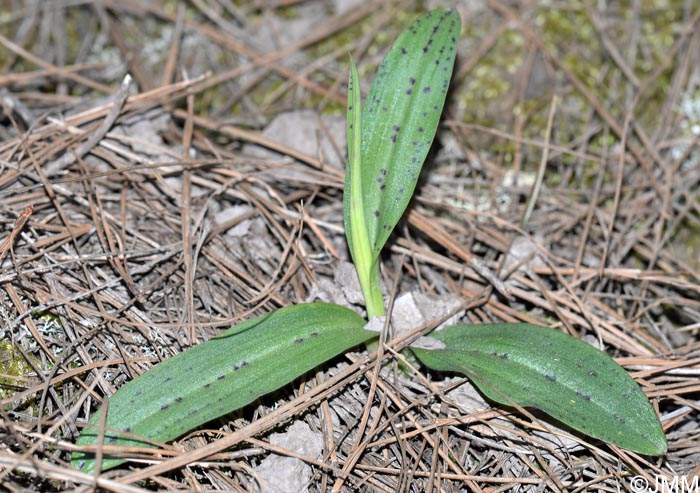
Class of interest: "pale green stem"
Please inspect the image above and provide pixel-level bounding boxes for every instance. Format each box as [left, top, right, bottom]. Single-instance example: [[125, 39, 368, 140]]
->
[[363, 260, 385, 320]]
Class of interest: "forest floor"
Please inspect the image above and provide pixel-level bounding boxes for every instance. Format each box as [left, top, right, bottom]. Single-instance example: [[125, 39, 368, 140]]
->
[[1, 1, 699, 491]]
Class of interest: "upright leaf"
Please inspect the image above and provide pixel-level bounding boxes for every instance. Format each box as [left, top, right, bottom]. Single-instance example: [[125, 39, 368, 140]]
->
[[360, 9, 460, 258], [413, 324, 666, 456], [344, 56, 363, 266], [73, 303, 376, 472], [344, 57, 384, 318], [343, 9, 460, 318]]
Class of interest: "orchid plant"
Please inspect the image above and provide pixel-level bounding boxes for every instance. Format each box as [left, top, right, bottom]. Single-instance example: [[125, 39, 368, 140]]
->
[[73, 9, 665, 474]]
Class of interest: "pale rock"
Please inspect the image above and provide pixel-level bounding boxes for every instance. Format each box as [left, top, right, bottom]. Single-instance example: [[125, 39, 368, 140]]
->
[[333, 261, 365, 305], [244, 110, 346, 169], [215, 205, 254, 238], [391, 291, 464, 336], [503, 236, 547, 276], [254, 421, 323, 493], [305, 277, 352, 310], [445, 377, 489, 414]]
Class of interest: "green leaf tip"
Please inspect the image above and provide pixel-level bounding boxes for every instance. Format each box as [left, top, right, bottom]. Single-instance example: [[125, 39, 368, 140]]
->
[[413, 323, 667, 456], [72, 303, 376, 473], [360, 9, 460, 259], [344, 9, 461, 318]]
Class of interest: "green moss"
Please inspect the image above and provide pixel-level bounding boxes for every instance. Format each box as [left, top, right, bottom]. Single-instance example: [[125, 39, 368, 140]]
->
[[0, 340, 36, 401], [669, 219, 700, 270], [275, 4, 303, 20], [454, 1, 689, 173], [458, 24, 522, 127]]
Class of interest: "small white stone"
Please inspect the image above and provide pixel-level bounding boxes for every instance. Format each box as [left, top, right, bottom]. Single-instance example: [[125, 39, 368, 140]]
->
[[410, 336, 446, 350], [364, 316, 386, 333], [254, 421, 323, 493], [334, 261, 365, 305]]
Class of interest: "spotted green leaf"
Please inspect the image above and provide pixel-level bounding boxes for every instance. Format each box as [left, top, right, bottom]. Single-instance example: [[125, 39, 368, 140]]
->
[[359, 9, 459, 258], [413, 323, 667, 455], [72, 303, 376, 472], [344, 9, 460, 317]]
